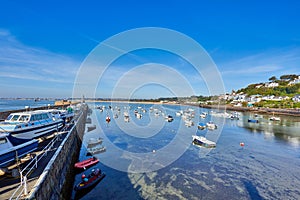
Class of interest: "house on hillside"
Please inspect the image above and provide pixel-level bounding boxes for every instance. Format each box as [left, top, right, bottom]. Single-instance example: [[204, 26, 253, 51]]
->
[[265, 82, 279, 88], [289, 77, 300, 85], [262, 95, 275, 100], [292, 95, 300, 102], [246, 95, 260, 102]]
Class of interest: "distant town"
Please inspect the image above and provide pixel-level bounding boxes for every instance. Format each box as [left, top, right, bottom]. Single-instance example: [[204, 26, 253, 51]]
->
[[1, 74, 300, 109]]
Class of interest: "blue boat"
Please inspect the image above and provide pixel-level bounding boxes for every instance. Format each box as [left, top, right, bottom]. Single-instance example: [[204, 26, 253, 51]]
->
[[248, 119, 259, 123], [0, 133, 38, 168], [197, 122, 206, 130]]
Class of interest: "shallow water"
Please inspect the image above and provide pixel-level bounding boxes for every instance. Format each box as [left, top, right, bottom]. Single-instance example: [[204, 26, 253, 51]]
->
[[72, 103, 300, 200]]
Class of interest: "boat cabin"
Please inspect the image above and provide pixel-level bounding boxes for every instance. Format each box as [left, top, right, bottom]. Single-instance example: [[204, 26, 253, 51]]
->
[[5, 111, 52, 123]]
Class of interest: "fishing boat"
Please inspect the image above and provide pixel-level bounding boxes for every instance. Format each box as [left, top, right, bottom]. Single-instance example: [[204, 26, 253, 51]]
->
[[74, 157, 99, 170], [192, 135, 216, 148], [74, 168, 106, 191], [0, 133, 38, 168], [0, 110, 64, 139]]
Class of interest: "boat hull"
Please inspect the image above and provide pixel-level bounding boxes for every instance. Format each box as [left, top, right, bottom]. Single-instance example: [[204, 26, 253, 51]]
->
[[192, 136, 216, 148], [74, 172, 106, 191], [74, 157, 99, 169], [10, 121, 63, 139], [0, 135, 38, 168]]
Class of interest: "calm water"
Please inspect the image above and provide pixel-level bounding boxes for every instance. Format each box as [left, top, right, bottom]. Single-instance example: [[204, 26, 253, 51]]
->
[[72, 103, 300, 200], [0, 99, 55, 112]]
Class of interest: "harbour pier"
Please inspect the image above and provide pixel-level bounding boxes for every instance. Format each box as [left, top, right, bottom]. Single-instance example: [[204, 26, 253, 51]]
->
[[0, 104, 88, 199]]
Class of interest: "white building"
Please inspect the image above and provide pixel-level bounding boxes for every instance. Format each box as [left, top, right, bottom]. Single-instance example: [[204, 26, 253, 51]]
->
[[265, 82, 279, 88], [292, 95, 300, 102], [289, 77, 300, 85]]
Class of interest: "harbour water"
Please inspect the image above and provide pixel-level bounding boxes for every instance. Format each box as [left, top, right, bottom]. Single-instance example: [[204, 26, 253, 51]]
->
[[73, 102, 300, 200], [0, 99, 55, 112]]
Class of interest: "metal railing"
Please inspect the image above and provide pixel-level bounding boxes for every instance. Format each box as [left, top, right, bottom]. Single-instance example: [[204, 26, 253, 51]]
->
[[9, 122, 71, 200]]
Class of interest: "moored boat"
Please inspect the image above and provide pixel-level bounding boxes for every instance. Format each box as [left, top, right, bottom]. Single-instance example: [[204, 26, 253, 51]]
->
[[87, 137, 103, 147], [248, 119, 259, 123], [206, 121, 217, 130], [74, 168, 106, 191], [47, 107, 74, 123], [87, 146, 106, 155], [185, 119, 194, 127], [269, 116, 281, 121], [192, 135, 216, 148], [0, 133, 38, 168], [197, 122, 206, 130], [200, 112, 208, 118], [165, 115, 174, 122], [0, 110, 64, 139], [74, 157, 99, 170]]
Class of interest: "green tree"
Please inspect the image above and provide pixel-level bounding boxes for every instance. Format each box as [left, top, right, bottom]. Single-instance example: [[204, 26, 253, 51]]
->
[[269, 76, 277, 82]]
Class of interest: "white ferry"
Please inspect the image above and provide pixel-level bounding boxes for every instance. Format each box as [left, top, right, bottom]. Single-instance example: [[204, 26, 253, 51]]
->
[[0, 110, 64, 139]]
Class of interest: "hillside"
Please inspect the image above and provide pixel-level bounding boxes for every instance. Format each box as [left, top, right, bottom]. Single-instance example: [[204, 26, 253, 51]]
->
[[237, 74, 300, 97]]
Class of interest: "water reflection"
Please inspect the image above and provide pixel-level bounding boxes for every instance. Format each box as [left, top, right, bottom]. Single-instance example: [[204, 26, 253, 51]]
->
[[73, 103, 300, 200], [235, 112, 300, 147]]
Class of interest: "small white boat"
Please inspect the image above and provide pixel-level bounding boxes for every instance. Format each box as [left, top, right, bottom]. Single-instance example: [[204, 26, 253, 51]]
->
[[124, 116, 130, 122], [141, 109, 147, 113], [123, 112, 129, 117], [135, 113, 142, 119], [87, 137, 103, 147], [206, 121, 217, 130], [192, 135, 216, 148], [175, 111, 182, 116], [269, 116, 281, 121], [87, 146, 106, 154], [185, 119, 194, 127], [200, 112, 208, 118], [165, 115, 174, 122]]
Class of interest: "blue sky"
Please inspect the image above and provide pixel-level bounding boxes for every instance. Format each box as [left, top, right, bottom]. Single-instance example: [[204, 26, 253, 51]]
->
[[0, 0, 300, 98]]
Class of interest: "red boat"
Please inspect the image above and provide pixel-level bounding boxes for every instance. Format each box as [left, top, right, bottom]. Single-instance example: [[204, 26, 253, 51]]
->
[[74, 157, 99, 170]]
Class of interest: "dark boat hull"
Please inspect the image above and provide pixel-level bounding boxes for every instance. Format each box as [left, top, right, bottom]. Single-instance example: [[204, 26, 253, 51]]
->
[[74, 173, 106, 191], [0, 135, 38, 167]]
